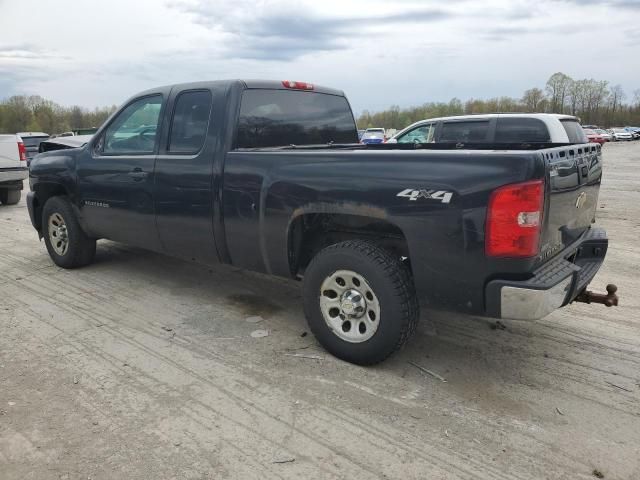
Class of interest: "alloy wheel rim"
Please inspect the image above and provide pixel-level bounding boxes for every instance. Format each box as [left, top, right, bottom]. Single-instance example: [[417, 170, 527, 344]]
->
[[319, 269, 381, 343], [48, 212, 69, 256]]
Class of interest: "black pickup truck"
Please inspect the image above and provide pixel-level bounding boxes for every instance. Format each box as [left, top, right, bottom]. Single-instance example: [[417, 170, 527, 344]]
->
[[27, 79, 615, 364]]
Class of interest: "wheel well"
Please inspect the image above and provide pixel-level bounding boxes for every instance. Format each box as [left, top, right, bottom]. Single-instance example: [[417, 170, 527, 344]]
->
[[32, 184, 68, 231], [288, 213, 411, 277]]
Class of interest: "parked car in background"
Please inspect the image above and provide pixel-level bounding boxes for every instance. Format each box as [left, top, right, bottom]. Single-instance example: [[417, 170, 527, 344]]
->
[[0, 134, 28, 205], [389, 114, 588, 144], [624, 127, 640, 140], [38, 135, 93, 153], [610, 128, 633, 141], [595, 129, 612, 142], [360, 130, 386, 144], [583, 128, 607, 145], [17, 132, 50, 165]]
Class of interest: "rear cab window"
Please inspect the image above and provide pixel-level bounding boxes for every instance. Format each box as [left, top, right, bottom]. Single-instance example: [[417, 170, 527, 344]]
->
[[494, 118, 551, 142], [438, 120, 490, 143], [235, 89, 358, 148], [560, 119, 588, 144]]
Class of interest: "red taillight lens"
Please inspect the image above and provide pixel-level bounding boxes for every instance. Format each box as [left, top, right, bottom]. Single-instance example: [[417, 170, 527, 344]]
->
[[18, 141, 27, 162], [485, 179, 544, 258], [281, 80, 314, 90]]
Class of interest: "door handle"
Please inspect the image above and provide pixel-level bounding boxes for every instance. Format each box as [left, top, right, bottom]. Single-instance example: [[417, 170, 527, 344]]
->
[[128, 168, 148, 181]]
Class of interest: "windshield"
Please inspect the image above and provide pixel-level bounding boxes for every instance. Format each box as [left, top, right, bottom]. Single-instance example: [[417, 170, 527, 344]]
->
[[612, 128, 627, 133], [583, 129, 595, 135]]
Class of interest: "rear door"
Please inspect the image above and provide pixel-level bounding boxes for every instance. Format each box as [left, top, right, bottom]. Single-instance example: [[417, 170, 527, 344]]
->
[[153, 87, 220, 264], [78, 93, 165, 250]]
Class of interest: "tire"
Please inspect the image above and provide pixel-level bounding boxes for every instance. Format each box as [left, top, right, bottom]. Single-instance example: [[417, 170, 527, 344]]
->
[[42, 196, 96, 269], [303, 240, 419, 365], [0, 189, 20, 205]]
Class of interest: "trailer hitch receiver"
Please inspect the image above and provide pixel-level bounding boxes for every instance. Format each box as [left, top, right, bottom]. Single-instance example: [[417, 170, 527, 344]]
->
[[574, 284, 618, 307]]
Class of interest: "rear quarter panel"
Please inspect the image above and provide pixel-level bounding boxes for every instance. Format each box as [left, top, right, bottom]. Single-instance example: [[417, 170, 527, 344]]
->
[[223, 149, 545, 313]]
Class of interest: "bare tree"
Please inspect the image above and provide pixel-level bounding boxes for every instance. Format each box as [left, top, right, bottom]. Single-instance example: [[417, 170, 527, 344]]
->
[[522, 88, 546, 112], [546, 72, 572, 113]]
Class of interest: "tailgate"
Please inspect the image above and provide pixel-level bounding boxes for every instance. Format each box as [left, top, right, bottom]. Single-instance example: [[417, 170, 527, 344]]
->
[[539, 144, 602, 261], [0, 135, 21, 169]]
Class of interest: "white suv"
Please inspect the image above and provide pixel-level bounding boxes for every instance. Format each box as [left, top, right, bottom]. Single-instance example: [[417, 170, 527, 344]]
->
[[388, 114, 589, 145], [0, 134, 28, 205]]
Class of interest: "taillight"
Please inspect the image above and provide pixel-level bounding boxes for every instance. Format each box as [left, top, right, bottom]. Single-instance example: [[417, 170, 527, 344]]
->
[[282, 80, 314, 90], [18, 141, 27, 162], [485, 179, 544, 258]]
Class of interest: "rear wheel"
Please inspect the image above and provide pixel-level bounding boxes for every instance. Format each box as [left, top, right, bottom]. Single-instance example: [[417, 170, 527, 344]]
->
[[42, 196, 96, 268], [303, 240, 419, 365], [0, 189, 20, 205]]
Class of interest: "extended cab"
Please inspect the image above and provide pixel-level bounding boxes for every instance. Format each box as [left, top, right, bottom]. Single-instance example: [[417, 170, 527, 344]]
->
[[27, 80, 615, 364], [0, 134, 28, 205]]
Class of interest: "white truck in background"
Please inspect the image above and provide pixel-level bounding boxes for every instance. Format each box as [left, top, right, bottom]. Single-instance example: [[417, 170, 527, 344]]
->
[[0, 134, 28, 205]]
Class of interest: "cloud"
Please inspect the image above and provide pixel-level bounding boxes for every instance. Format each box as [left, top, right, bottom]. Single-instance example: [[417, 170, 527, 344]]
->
[[554, 0, 640, 8], [0, 43, 69, 60], [167, 1, 454, 60]]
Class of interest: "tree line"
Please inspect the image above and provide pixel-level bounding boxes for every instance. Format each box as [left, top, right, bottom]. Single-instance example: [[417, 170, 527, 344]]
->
[[357, 72, 640, 130], [0, 95, 117, 135], [1, 72, 639, 134]]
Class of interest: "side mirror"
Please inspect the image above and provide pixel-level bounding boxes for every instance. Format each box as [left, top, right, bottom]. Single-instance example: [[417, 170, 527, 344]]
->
[[387, 138, 398, 144]]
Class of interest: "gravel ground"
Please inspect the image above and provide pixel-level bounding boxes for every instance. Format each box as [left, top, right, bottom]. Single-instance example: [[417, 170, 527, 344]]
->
[[1, 142, 639, 480]]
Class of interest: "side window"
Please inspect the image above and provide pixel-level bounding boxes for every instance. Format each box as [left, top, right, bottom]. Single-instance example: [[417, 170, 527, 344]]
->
[[102, 95, 162, 155], [495, 118, 550, 142], [560, 119, 588, 144], [439, 120, 490, 143], [168, 90, 212, 154], [397, 124, 434, 144]]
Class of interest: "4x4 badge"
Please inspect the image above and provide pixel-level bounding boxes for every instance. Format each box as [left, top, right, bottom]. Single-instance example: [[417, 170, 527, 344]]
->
[[397, 189, 453, 204], [575, 192, 587, 209]]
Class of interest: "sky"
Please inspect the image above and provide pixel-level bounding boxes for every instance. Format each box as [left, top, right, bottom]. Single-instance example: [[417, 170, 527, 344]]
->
[[0, 0, 639, 114]]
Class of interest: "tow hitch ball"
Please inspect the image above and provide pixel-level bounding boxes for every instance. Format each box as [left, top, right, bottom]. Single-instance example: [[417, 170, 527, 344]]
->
[[575, 284, 619, 307]]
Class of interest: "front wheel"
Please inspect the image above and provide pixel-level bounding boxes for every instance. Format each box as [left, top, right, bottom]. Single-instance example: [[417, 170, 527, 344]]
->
[[42, 196, 96, 268], [303, 240, 419, 365]]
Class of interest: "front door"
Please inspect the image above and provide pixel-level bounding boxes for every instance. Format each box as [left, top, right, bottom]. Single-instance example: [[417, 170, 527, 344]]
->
[[77, 93, 165, 250], [153, 87, 220, 264]]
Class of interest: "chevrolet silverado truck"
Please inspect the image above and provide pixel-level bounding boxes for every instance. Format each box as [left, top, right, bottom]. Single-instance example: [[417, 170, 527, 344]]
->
[[0, 134, 28, 205], [26, 80, 616, 364]]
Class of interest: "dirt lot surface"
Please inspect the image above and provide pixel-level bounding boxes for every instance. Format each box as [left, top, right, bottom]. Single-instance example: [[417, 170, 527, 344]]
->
[[1, 142, 639, 480]]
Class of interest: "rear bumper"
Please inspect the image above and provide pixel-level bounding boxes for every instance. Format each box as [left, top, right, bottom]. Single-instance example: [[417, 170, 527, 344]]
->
[[485, 227, 608, 320], [0, 167, 28, 185]]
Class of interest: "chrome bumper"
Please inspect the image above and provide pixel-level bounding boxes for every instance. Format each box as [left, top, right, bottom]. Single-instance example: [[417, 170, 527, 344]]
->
[[499, 277, 572, 320], [0, 167, 28, 184], [485, 227, 608, 320]]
